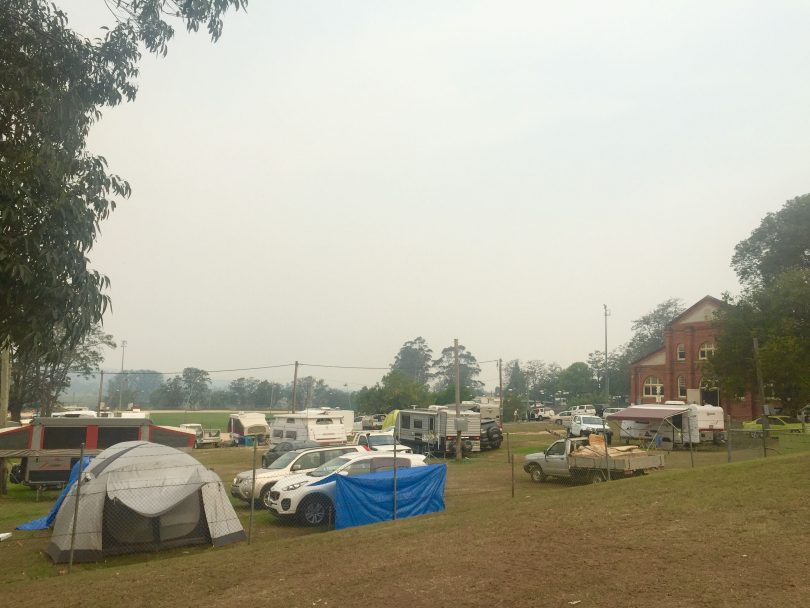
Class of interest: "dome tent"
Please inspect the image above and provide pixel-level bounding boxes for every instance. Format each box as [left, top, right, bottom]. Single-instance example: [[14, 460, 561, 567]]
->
[[46, 441, 245, 563]]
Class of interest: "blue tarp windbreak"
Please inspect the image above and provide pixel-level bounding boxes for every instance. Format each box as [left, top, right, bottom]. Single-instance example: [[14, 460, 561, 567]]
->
[[334, 464, 446, 530]]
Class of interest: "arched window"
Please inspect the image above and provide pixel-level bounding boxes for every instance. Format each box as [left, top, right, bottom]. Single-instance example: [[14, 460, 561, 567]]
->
[[643, 376, 663, 397], [678, 376, 687, 398], [676, 344, 686, 360], [698, 342, 715, 360]]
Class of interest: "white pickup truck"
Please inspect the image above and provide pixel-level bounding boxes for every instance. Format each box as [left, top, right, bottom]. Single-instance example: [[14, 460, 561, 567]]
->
[[523, 437, 664, 484]]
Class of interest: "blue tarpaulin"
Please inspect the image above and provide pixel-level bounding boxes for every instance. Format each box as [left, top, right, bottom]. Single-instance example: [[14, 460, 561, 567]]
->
[[16, 457, 92, 531], [334, 464, 446, 530]]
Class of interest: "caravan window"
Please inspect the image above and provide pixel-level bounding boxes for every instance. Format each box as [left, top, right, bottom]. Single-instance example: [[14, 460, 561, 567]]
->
[[285, 431, 297, 439], [413, 419, 423, 429], [401, 414, 410, 429], [429, 417, 435, 431], [286, 418, 295, 424], [272, 429, 284, 438], [315, 418, 334, 425]]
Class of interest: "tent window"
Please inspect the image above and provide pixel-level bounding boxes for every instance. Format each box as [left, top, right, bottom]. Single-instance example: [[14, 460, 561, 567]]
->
[[98, 427, 140, 449], [42, 426, 86, 449]]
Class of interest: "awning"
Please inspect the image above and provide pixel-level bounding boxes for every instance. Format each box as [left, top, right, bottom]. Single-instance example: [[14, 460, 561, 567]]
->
[[607, 406, 689, 422]]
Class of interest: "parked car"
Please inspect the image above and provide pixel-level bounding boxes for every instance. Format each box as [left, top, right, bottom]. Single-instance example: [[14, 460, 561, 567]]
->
[[266, 452, 427, 525], [549, 410, 574, 427], [742, 416, 806, 437], [350, 430, 412, 452], [528, 407, 555, 421], [602, 407, 626, 419], [570, 405, 597, 415], [232, 445, 365, 507], [569, 415, 613, 444], [479, 419, 503, 450], [262, 440, 321, 468]]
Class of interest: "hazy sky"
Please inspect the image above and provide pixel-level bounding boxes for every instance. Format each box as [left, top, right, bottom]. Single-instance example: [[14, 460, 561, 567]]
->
[[60, 1, 810, 390]]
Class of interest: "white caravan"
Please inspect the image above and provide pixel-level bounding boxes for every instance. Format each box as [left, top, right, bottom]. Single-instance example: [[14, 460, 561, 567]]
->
[[228, 412, 271, 445], [268, 410, 348, 446], [613, 401, 725, 445]]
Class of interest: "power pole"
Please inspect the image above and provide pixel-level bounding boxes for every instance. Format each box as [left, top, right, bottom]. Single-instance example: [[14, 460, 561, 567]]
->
[[454, 339, 462, 463], [290, 360, 299, 413], [96, 370, 104, 415], [603, 305, 610, 402], [117, 339, 127, 411], [498, 358, 503, 424]]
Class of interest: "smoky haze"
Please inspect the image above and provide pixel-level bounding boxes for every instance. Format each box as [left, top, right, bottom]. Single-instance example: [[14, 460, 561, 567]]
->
[[59, 1, 810, 390]]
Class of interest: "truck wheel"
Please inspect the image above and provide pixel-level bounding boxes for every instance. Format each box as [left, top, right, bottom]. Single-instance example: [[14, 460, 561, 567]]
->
[[529, 466, 546, 483], [300, 495, 333, 527]]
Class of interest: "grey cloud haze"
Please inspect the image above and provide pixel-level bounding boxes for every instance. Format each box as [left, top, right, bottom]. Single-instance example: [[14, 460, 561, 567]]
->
[[59, 1, 810, 389]]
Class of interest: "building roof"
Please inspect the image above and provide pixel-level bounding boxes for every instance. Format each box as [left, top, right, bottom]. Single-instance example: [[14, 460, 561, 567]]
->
[[666, 295, 724, 328]]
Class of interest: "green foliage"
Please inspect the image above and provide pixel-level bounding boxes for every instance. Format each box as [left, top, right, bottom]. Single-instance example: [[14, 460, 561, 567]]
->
[[105, 370, 163, 407], [557, 362, 596, 397], [732, 193, 810, 289], [9, 324, 115, 418], [709, 268, 810, 415], [0, 1, 245, 391], [432, 343, 483, 392], [390, 337, 433, 387], [625, 298, 685, 362], [354, 371, 431, 414]]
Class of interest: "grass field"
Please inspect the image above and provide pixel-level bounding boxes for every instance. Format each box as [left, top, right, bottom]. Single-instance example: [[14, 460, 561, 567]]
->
[[147, 410, 238, 431], [2, 423, 809, 607]]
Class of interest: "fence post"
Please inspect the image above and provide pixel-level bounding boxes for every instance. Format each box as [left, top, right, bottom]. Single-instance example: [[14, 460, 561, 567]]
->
[[248, 438, 257, 544], [506, 432, 511, 464], [67, 443, 85, 574], [726, 415, 732, 463]]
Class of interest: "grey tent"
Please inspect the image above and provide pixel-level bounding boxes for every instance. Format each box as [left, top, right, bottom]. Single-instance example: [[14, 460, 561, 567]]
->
[[46, 441, 245, 563]]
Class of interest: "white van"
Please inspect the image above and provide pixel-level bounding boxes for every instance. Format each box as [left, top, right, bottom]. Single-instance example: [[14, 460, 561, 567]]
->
[[268, 410, 347, 446]]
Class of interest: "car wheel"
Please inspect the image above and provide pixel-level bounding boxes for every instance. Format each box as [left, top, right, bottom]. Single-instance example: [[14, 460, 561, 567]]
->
[[555, 420, 562, 426], [300, 495, 332, 527], [529, 466, 546, 483], [259, 485, 275, 509]]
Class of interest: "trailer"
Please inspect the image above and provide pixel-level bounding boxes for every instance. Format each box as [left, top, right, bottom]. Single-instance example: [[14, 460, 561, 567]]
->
[[609, 402, 725, 446], [396, 407, 482, 455], [267, 410, 348, 446], [523, 436, 665, 484], [0, 417, 195, 488], [179, 423, 223, 448], [228, 412, 270, 445]]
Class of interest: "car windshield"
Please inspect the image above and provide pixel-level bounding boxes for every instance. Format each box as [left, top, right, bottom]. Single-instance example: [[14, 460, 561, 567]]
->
[[308, 456, 352, 477], [368, 435, 395, 446], [267, 451, 299, 469], [582, 416, 603, 425]]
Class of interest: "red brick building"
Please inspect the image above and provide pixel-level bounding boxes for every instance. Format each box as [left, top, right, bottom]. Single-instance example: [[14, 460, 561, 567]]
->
[[628, 296, 756, 421]]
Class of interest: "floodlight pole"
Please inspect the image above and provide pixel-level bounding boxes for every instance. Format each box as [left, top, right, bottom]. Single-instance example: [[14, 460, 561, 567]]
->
[[290, 360, 299, 413], [454, 339, 462, 463], [603, 305, 610, 402]]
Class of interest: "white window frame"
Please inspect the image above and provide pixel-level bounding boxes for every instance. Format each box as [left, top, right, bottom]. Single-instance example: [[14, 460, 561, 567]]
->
[[643, 376, 663, 397]]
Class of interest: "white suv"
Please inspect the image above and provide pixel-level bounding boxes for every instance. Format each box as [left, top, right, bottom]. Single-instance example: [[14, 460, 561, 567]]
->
[[267, 452, 427, 526], [230, 445, 365, 507], [570, 405, 597, 415], [569, 415, 613, 444]]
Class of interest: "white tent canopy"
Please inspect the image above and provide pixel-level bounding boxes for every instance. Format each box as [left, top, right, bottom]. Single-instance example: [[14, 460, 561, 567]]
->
[[46, 441, 245, 563]]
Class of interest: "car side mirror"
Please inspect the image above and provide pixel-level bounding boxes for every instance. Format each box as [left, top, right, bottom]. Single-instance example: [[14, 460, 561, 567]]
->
[[291, 464, 301, 471]]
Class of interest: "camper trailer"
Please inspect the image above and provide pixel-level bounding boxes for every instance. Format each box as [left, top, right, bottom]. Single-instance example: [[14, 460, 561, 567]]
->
[[611, 401, 725, 446], [267, 410, 348, 446], [0, 417, 195, 488], [228, 412, 270, 445], [397, 407, 482, 455]]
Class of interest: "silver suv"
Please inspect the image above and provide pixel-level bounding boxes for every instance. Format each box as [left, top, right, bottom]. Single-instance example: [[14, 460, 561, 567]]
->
[[231, 445, 364, 507]]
